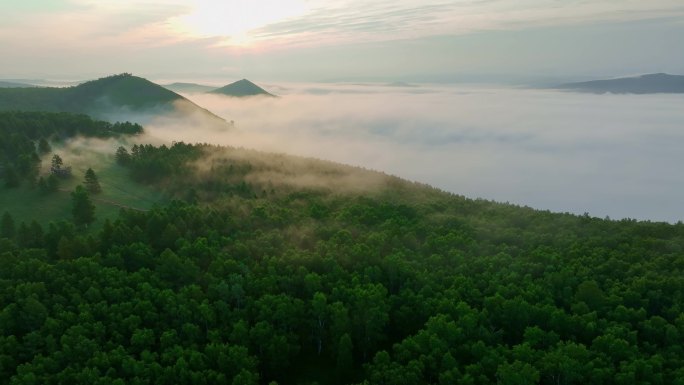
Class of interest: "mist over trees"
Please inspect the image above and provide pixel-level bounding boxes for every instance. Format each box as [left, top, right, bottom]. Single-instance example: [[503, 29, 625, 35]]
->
[[0, 111, 141, 188]]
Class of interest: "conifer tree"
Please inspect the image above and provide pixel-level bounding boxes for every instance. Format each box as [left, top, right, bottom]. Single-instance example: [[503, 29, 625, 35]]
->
[[71, 185, 95, 227], [3, 165, 19, 188], [115, 146, 131, 165], [0, 211, 15, 239], [38, 138, 51, 154], [84, 168, 102, 194], [51, 154, 63, 172]]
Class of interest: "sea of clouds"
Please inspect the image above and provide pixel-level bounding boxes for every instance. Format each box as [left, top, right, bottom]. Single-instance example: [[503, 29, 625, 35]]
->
[[145, 82, 684, 222]]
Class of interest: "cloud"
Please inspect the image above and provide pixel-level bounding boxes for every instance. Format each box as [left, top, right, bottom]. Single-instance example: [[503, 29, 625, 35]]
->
[[1, 2, 683, 81], [245, 0, 684, 49], [139, 83, 684, 222], [0, 1, 190, 50], [4, 0, 684, 52]]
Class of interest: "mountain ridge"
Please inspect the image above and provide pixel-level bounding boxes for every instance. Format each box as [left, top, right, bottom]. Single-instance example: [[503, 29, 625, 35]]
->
[[555, 73, 684, 94], [0, 80, 36, 88]]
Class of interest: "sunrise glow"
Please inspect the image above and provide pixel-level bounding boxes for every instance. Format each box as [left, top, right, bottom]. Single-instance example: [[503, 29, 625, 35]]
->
[[169, 0, 311, 46]]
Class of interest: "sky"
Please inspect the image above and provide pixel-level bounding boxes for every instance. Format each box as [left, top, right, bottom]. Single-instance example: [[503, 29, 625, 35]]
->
[[1, 0, 683, 82]]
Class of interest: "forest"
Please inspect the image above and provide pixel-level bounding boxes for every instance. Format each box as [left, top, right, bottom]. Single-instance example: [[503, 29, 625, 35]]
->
[[2, 112, 684, 385]]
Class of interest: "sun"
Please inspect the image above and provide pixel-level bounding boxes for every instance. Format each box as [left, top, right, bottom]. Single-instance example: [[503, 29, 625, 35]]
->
[[170, 0, 310, 47]]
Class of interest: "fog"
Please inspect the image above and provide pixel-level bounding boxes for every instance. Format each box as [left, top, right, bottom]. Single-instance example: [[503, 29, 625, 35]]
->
[[143, 83, 684, 222]]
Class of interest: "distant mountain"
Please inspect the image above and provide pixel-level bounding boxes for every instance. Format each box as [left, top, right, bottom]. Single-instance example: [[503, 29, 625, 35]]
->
[[0, 80, 35, 88], [385, 81, 418, 88], [0, 73, 230, 127], [209, 79, 275, 97], [556, 73, 684, 94], [163, 82, 216, 94]]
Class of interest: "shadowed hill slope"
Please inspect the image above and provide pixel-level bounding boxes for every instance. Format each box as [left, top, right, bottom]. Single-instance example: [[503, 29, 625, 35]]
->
[[0, 73, 231, 127], [163, 82, 216, 94]]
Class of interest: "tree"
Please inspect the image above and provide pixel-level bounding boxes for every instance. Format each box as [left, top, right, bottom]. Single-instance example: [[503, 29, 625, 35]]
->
[[51, 154, 71, 178], [311, 292, 328, 355], [51, 154, 63, 172], [336, 333, 354, 381], [36, 176, 48, 194], [115, 146, 131, 165], [1, 212, 15, 239], [84, 168, 102, 194], [349, 283, 389, 360], [38, 138, 51, 155], [3, 165, 19, 188], [47, 174, 59, 192], [71, 185, 95, 227], [38, 174, 60, 194], [575, 280, 605, 310], [497, 361, 540, 385]]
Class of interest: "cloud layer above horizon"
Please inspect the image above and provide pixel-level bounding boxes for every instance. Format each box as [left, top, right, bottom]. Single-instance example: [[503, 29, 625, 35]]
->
[[1, 1, 684, 80]]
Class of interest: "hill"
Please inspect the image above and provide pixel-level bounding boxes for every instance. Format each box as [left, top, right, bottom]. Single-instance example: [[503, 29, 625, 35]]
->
[[0, 80, 35, 88], [163, 82, 216, 94], [209, 78, 275, 97], [3, 107, 684, 384], [0, 73, 231, 127], [556, 73, 684, 94], [69, 73, 181, 110]]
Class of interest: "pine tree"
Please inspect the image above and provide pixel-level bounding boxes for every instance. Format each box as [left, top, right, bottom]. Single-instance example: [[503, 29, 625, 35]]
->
[[336, 333, 354, 381], [38, 138, 51, 154], [3, 165, 20, 188], [115, 146, 131, 165], [46, 174, 59, 193], [0, 211, 15, 239], [84, 168, 102, 194], [51, 154, 71, 178], [71, 185, 95, 227], [51, 154, 63, 172]]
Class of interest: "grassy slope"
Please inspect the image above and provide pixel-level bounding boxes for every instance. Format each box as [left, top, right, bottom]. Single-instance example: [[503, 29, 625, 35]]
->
[[0, 162, 165, 229]]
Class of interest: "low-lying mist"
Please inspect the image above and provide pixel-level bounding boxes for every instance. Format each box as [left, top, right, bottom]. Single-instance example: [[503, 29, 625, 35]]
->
[[143, 83, 684, 222]]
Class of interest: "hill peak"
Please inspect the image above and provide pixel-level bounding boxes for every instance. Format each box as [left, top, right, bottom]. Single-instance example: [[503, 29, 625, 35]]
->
[[0, 73, 232, 128], [71, 73, 182, 108], [209, 79, 275, 97]]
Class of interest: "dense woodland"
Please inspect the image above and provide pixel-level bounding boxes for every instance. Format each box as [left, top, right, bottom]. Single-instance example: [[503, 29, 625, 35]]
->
[[2, 113, 684, 384]]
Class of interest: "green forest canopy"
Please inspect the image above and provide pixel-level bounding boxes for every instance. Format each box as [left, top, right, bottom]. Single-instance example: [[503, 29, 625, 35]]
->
[[1, 111, 684, 384]]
